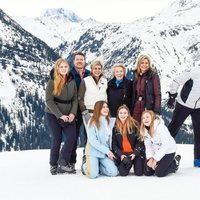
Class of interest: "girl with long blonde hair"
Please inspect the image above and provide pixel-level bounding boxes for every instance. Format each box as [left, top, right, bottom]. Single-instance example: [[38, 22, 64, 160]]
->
[[45, 58, 78, 175], [52, 58, 69, 96], [112, 105, 145, 176], [140, 110, 181, 177]]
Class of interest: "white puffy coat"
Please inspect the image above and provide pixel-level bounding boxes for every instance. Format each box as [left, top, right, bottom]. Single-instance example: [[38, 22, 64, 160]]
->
[[170, 66, 200, 109], [144, 118, 176, 162], [83, 76, 107, 110]]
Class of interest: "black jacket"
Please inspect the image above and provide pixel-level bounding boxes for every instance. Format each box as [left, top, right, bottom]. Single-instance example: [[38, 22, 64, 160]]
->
[[112, 125, 145, 165], [107, 77, 132, 117]]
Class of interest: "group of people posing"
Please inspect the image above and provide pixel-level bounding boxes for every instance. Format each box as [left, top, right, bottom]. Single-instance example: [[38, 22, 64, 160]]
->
[[45, 52, 200, 178]]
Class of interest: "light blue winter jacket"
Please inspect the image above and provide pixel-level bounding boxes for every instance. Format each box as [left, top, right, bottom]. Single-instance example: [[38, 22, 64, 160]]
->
[[85, 116, 115, 158]]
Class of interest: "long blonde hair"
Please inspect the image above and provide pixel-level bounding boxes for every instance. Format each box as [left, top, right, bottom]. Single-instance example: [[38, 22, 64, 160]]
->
[[140, 110, 159, 139], [135, 55, 153, 79], [89, 101, 110, 130], [116, 105, 139, 135], [53, 58, 70, 96]]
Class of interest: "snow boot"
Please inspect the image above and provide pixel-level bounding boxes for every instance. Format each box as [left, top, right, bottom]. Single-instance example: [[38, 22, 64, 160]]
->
[[81, 155, 86, 175], [69, 163, 76, 174], [174, 154, 181, 172], [50, 165, 58, 175], [57, 164, 76, 174]]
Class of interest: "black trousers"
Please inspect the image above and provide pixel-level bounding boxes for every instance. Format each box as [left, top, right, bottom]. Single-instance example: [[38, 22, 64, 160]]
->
[[144, 153, 176, 177], [45, 113, 76, 166], [168, 102, 200, 159], [70, 108, 87, 164], [118, 155, 144, 176]]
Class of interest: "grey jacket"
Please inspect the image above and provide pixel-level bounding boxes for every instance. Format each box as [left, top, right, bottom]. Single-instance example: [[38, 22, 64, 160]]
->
[[45, 72, 78, 118]]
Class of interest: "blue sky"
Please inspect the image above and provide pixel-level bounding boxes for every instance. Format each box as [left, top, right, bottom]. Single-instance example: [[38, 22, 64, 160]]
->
[[0, 0, 175, 22]]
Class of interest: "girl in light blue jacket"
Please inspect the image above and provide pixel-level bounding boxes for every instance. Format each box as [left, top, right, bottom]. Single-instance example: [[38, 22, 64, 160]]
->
[[82, 100, 118, 178]]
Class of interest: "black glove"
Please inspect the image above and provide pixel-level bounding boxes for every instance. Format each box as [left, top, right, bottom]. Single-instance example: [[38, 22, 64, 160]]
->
[[167, 92, 177, 109], [122, 157, 132, 169], [57, 119, 69, 128], [134, 142, 145, 159]]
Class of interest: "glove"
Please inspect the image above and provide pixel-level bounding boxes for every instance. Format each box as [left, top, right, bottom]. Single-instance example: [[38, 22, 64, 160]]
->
[[57, 119, 69, 128], [82, 110, 91, 125], [134, 142, 145, 159], [122, 156, 132, 169], [167, 92, 177, 109]]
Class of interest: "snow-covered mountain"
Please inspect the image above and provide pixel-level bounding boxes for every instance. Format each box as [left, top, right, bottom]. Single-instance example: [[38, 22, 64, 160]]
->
[[41, 8, 82, 22], [0, 145, 199, 200], [1, 0, 199, 151], [61, 0, 200, 84], [12, 8, 99, 48], [58, 0, 199, 142], [37, 0, 198, 86], [154, 0, 200, 25], [0, 8, 59, 151]]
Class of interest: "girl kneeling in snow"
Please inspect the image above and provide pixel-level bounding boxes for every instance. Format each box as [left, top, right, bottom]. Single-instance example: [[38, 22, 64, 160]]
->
[[112, 105, 145, 176], [82, 101, 118, 178], [140, 110, 181, 177]]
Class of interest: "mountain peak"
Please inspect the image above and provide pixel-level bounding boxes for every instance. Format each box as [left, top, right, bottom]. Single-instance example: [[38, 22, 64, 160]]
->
[[41, 8, 82, 22]]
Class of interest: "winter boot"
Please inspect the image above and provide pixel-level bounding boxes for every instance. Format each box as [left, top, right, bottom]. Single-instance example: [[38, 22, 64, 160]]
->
[[57, 164, 75, 174], [81, 155, 86, 175], [194, 159, 200, 167], [69, 163, 76, 174], [57, 158, 76, 174], [174, 155, 181, 172], [50, 165, 58, 175]]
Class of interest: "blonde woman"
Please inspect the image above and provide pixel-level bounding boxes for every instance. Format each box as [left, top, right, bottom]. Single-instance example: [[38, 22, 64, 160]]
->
[[131, 55, 161, 123], [107, 63, 132, 117], [112, 105, 145, 176], [140, 110, 181, 177], [82, 101, 118, 178], [45, 58, 78, 175]]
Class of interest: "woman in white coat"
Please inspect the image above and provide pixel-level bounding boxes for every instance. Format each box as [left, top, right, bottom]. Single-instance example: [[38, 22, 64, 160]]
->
[[140, 110, 181, 177]]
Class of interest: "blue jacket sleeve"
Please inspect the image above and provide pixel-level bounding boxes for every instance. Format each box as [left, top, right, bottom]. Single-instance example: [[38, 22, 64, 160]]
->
[[87, 124, 110, 155]]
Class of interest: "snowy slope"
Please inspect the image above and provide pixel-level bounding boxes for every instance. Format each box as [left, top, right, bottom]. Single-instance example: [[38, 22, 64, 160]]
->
[[0, 145, 199, 200], [0, 70, 16, 103], [0, 8, 59, 151], [154, 0, 200, 25]]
